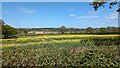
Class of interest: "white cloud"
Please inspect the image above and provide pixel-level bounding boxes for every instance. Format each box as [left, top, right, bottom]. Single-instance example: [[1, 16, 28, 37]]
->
[[77, 15, 99, 19], [70, 14, 76, 17], [17, 8, 36, 14], [105, 13, 118, 19]]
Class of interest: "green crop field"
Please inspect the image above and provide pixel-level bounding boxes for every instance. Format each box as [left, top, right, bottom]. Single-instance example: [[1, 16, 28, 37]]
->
[[1, 34, 120, 67]]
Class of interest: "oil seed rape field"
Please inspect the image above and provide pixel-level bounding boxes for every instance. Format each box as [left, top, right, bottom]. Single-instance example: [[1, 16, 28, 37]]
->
[[2, 34, 120, 67]]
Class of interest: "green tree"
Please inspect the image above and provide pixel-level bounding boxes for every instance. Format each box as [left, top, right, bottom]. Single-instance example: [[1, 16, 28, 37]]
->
[[99, 27, 107, 34], [1, 20, 17, 38], [24, 29, 29, 36], [86, 27, 94, 34], [90, 0, 119, 13]]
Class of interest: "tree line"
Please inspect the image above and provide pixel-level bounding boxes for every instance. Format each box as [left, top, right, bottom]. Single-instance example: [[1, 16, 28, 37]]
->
[[17, 25, 120, 35], [1, 21, 119, 38]]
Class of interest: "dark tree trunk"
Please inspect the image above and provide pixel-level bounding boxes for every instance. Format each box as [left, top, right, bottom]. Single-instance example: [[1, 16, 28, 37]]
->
[[4, 35, 8, 39]]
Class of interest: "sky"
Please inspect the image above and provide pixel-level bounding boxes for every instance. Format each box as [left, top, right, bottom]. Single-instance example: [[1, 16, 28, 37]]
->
[[2, 2, 118, 28], [2, 0, 92, 2], [2, 0, 120, 2]]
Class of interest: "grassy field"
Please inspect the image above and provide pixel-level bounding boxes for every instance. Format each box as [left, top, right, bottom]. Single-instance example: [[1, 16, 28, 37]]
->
[[1, 34, 120, 67]]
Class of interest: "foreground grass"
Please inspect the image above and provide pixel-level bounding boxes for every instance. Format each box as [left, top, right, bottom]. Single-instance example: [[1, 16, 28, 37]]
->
[[2, 34, 120, 67], [2, 46, 120, 67]]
